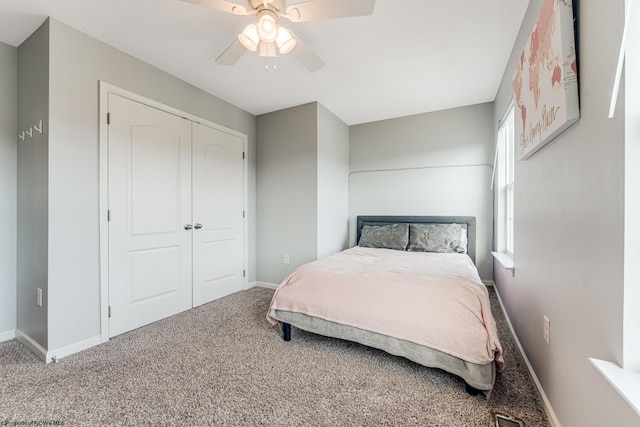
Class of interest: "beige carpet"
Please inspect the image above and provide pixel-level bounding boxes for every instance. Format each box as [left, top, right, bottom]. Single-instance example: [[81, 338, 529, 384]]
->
[[0, 287, 550, 426]]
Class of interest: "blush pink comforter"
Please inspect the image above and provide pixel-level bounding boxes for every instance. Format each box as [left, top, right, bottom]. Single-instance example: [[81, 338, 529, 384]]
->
[[267, 247, 504, 371]]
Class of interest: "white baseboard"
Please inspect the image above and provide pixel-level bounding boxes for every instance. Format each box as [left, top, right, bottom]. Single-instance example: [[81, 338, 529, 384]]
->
[[253, 281, 279, 290], [15, 330, 48, 362], [48, 334, 102, 363], [0, 329, 16, 342], [16, 330, 102, 364], [483, 280, 495, 287], [492, 287, 562, 427]]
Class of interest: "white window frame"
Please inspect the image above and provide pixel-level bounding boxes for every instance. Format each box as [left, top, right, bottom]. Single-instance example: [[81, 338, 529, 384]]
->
[[504, 107, 515, 257], [495, 103, 515, 259]]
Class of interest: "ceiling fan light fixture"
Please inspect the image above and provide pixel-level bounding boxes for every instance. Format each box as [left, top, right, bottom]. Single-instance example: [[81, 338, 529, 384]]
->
[[275, 26, 296, 54], [238, 22, 260, 51], [257, 13, 278, 43], [259, 41, 276, 58]]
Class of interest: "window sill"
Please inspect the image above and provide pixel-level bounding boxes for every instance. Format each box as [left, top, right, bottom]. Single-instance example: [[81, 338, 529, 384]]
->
[[590, 358, 640, 417], [491, 251, 514, 270]]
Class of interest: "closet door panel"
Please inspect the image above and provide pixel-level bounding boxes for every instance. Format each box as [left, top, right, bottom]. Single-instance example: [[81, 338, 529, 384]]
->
[[192, 122, 245, 306], [108, 94, 193, 338]]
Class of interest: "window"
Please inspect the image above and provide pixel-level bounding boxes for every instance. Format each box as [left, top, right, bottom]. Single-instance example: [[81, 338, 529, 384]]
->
[[493, 103, 515, 265], [590, 5, 640, 415], [503, 107, 515, 256]]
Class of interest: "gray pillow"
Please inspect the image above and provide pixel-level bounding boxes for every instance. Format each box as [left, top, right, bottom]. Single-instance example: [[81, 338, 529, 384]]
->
[[407, 223, 467, 253], [358, 223, 409, 250]]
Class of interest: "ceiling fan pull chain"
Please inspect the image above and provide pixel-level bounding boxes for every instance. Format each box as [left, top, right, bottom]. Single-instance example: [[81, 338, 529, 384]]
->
[[264, 56, 277, 72]]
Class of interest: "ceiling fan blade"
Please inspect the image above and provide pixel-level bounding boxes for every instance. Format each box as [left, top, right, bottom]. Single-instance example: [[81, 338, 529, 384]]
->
[[288, 30, 325, 73], [286, 0, 375, 22], [216, 39, 248, 65], [180, 0, 251, 15]]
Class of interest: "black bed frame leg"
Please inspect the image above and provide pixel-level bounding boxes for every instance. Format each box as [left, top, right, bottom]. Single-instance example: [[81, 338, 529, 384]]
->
[[465, 384, 481, 396], [282, 323, 291, 341]]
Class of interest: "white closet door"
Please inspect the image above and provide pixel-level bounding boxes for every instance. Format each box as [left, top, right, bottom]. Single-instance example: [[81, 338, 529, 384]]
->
[[192, 122, 245, 306], [108, 94, 193, 338]]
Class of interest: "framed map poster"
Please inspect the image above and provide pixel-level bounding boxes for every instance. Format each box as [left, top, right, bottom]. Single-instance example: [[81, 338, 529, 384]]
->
[[513, 0, 579, 160]]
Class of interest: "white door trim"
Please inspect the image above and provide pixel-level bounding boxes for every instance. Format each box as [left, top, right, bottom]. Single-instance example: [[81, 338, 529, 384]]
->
[[98, 81, 249, 343]]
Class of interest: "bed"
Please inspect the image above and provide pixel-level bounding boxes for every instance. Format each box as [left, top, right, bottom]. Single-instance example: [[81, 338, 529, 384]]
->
[[266, 216, 503, 396]]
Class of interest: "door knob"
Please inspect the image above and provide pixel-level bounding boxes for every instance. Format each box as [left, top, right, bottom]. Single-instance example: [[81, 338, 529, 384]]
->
[[184, 224, 193, 230], [194, 223, 203, 229]]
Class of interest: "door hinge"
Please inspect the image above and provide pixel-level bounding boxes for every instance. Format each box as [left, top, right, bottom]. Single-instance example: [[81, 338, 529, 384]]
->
[[107, 210, 111, 221], [108, 306, 111, 318], [107, 112, 111, 125], [243, 269, 246, 278], [243, 210, 245, 218], [242, 151, 245, 159]]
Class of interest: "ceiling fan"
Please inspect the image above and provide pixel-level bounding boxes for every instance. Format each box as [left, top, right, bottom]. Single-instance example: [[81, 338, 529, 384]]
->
[[180, 0, 376, 72]]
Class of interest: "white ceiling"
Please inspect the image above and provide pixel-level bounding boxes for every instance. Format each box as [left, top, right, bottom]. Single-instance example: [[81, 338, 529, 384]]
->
[[0, 0, 530, 125]]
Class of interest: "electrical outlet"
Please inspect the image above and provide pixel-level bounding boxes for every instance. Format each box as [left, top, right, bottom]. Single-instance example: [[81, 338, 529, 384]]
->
[[284, 254, 290, 264], [543, 315, 550, 345], [36, 288, 43, 307]]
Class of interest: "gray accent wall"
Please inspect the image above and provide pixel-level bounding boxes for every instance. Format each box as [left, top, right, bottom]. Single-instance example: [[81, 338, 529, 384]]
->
[[257, 103, 319, 284], [492, 0, 638, 425], [349, 103, 495, 280], [256, 102, 349, 285], [16, 18, 256, 352], [17, 22, 50, 349], [0, 41, 17, 337]]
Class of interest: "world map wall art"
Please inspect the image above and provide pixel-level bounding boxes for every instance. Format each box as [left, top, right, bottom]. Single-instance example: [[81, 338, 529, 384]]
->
[[513, 0, 579, 160]]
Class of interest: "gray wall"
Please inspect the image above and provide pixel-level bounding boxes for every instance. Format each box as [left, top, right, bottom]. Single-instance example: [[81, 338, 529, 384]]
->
[[349, 103, 495, 280], [41, 19, 256, 351], [493, 0, 638, 425], [256, 102, 350, 284], [256, 103, 318, 284], [16, 22, 50, 349], [0, 41, 17, 337], [317, 104, 349, 258]]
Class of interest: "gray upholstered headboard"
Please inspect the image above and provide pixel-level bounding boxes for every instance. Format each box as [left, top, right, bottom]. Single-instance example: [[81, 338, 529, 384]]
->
[[356, 215, 477, 264]]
